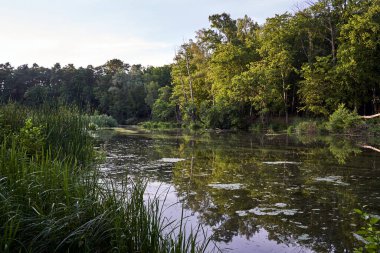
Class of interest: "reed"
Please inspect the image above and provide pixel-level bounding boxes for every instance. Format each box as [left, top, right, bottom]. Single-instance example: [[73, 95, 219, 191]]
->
[[0, 105, 212, 253]]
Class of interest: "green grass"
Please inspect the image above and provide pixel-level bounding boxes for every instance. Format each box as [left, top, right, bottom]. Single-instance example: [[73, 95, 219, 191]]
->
[[0, 104, 213, 253]]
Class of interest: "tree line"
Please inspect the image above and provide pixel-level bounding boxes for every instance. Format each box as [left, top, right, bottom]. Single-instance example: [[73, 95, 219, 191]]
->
[[1, 0, 379, 128], [0, 60, 171, 124]]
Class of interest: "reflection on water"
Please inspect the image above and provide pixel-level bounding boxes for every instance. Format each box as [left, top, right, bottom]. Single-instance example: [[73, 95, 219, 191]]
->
[[96, 129, 380, 253]]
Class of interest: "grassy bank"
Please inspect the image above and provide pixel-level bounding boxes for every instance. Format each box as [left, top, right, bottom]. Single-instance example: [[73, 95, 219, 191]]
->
[[0, 104, 211, 253], [249, 105, 380, 136], [139, 105, 380, 137]]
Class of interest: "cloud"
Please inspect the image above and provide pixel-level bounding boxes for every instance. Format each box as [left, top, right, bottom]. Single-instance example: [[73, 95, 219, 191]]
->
[[0, 0, 301, 67], [0, 22, 174, 67]]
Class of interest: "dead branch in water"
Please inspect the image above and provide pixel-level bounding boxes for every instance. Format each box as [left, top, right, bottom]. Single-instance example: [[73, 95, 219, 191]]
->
[[360, 145, 380, 153], [361, 113, 380, 119]]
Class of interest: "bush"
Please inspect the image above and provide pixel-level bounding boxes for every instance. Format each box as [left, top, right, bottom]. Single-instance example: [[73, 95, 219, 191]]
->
[[140, 121, 180, 130], [250, 124, 264, 133], [326, 104, 363, 133], [189, 121, 202, 130], [287, 125, 294, 134], [295, 121, 319, 135], [199, 103, 249, 130], [15, 118, 45, 155], [87, 114, 118, 128]]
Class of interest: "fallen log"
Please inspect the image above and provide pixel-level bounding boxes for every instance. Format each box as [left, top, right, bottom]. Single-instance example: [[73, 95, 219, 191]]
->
[[361, 113, 380, 119], [360, 145, 380, 153]]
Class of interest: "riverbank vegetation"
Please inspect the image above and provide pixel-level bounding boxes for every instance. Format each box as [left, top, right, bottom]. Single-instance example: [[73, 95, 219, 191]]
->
[[0, 104, 211, 253], [354, 209, 380, 253], [1, 0, 379, 131]]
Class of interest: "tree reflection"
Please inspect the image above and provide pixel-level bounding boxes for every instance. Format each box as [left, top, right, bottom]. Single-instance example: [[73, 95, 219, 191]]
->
[[98, 130, 380, 252], [167, 133, 379, 252]]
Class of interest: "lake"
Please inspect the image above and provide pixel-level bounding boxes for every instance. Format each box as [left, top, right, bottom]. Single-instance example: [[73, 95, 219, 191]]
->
[[96, 128, 380, 253]]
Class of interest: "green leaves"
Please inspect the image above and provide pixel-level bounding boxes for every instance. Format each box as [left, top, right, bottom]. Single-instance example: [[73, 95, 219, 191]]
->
[[326, 104, 364, 133], [354, 208, 380, 253], [16, 118, 45, 156]]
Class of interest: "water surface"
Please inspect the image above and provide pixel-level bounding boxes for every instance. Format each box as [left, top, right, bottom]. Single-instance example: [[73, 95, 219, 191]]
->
[[96, 128, 380, 253]]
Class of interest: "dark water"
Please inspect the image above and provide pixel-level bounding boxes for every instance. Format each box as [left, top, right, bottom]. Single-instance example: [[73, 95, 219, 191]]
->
[[96, 128, 380, 253]]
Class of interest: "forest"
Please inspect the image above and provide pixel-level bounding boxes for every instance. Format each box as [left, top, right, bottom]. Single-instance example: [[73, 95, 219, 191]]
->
[[1, 0, 380, 252], [1, 0, 379, 129]]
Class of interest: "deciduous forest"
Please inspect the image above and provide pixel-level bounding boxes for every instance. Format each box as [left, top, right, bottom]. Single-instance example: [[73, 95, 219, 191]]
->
[[1, 0, 379, 129]]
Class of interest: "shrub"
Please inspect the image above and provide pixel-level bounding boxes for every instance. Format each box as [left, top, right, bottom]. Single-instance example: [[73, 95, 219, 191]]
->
[[199, 103, 249, 130], [295, 121, 319, 135], [287, 125, 294, 134], [189, 121, 202, 130], [88, 114, 118, 128], [326, 104, 363, 133], [15, 118, 45, 155], [140, 121, 180, 130], [250, 124, 264, 133]]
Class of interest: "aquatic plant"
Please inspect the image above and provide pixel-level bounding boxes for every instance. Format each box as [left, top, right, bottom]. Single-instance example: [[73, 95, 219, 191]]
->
[[353, 209, 380, 253], [0, 105, 212, 253]]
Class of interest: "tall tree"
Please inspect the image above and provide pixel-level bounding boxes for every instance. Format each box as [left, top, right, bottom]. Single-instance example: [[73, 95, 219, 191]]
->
[[337, 0, 380, 113], [257, 13, 296, 124]]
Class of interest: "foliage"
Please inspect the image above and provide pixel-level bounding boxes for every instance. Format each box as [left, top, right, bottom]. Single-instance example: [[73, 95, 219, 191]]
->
[[294, 121, 319, 135], [140, 121, 180, 129], [152, 86, 176, 122], [354, 209, 380, 253], [326, 104, 364, 133], [167, 0, 380, 129], [87, 114, 118, 128], [299, 56, 340, 116], [250, 123, 264, 133], [366, 118, 380, 136], [0, 105, 212, 253], [337, 0, 380, 110], [0, 103, 28, 137], [15, 118, 45, 155], [1, 0, 380, 129]]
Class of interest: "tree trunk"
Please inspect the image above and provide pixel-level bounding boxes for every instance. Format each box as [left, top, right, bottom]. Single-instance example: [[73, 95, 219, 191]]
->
[[308, 30, 314, 65], [184, 49, 196, 122], [179, 76, 188, 103], [327, 15, 336, 63], [281, 72, 288, 125]]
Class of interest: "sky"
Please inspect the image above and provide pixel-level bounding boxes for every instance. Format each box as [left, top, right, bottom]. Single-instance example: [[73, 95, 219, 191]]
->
[[0, 0, 302, 68]]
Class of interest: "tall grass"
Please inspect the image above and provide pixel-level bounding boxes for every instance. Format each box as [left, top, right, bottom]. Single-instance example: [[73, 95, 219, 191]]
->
[[0, 104, 212, 253]]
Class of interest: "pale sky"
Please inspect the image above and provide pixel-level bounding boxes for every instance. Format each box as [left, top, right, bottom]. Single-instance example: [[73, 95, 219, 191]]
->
[[0, 0, 302, 68]]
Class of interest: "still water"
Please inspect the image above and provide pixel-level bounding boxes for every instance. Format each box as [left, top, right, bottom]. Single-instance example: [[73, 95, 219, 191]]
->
[[96, 128, 380, 253]]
